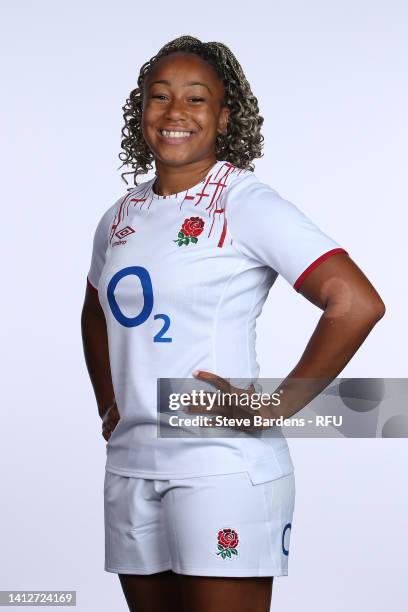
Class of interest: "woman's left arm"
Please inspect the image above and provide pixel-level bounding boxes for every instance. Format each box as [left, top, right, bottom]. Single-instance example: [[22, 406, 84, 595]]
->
[[266, 251, 386, 419]]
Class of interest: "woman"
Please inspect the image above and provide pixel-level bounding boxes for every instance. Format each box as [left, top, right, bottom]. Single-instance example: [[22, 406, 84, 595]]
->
[[81, 35, 385, 612]]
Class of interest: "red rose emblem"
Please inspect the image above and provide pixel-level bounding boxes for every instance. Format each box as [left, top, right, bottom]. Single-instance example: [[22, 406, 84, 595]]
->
[[173, 216, 205, 246], [218, 528, 239, 549], [181, 217, 205, 238], [216, 528, 239, 559]]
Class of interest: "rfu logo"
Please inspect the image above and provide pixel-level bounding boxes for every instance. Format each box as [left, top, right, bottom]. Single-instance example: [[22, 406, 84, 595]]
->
[[112, 225, 135, 247]]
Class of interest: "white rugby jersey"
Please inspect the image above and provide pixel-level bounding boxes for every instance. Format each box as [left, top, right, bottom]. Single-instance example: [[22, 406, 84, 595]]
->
[[87, 160, 347, 483]]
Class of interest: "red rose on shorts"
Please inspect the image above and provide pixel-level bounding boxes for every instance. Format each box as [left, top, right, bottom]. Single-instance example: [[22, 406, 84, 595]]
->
[[216, 528, 239, 559], [174, 216, 205, 246]]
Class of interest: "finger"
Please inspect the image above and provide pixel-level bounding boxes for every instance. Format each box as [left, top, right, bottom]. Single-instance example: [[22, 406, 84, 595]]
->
[[184, 400, 211, 412], [192, 370, 232, 394], [184, 401, 229, 416], [106, 415, 120, 429], [184, 405, 206, 414]]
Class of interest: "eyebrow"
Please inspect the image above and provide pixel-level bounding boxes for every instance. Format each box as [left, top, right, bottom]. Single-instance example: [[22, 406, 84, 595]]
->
[[148, 79, 213, 95]]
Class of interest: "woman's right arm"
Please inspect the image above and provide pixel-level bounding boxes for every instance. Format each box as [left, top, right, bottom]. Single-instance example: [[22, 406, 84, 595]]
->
[[81, 281, 118, 439], [83, 197, 125, 438]]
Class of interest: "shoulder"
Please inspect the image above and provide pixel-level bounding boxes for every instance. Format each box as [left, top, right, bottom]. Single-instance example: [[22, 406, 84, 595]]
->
[[91, 198, 121, 247], [216, 161, 256, 192], [220, 161, 282, 202], [221, 162, 294, 221], [108, 179, 153, 220], [97, 198, 123, 226], [93, 178, 153, 237]]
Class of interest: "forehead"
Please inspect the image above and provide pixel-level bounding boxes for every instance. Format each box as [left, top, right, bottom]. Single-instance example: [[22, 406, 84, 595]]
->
[[145, 52, 221, 86]]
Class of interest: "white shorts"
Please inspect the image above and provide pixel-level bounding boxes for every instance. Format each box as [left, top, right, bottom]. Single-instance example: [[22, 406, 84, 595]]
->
[[104, 469, 295, 577]]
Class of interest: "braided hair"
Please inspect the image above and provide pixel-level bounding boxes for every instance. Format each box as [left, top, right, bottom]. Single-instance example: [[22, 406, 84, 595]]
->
[[118, 35, 264, 187]]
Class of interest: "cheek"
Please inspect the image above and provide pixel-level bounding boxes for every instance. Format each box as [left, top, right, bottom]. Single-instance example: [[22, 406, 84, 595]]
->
[[198, 109, 218, 125], [140, 115, 150, 143], [193, 111, 220, 137], [142, 104, 162, 126]]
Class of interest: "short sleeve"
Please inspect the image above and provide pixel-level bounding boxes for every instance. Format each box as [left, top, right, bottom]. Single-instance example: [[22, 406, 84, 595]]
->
[[224, 172, 348, 291], [86, 199, 121, 292]]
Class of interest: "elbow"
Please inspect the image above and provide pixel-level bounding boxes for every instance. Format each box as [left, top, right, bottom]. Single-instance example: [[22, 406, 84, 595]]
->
[[324, 291, 386, 325], [357, 295, 386, 327], [363, 289, 386, 322], [370, 297, 386, 322]]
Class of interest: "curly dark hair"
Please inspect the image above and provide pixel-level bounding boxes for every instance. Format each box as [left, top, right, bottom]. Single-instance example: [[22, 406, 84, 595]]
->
[[118, 35, 264, 187]]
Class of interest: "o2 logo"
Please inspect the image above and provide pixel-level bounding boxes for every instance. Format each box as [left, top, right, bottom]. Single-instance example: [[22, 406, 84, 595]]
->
[[107, 266, 172, 343], [281, 522, 291, 556]]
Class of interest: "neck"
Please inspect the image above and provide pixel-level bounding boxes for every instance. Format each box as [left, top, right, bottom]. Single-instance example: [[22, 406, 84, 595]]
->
[[153, 157, 217, 196]]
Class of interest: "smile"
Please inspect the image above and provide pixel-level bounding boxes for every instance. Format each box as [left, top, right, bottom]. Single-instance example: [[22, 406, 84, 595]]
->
[[157, 129, 194, 144]]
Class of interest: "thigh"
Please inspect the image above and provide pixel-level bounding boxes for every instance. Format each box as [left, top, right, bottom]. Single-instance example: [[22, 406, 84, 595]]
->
[[118, 570, 184, 612], [104, 471, 172, 574], [158, 472, 295, 578], [178, 575, 273, 612]]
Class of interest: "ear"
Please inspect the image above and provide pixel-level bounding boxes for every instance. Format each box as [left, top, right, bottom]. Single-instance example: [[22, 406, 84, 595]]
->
[[217, 105, 230, 135]]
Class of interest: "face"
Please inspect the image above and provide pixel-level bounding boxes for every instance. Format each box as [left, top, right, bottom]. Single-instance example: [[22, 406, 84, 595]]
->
[[142, 51, 229, 167]]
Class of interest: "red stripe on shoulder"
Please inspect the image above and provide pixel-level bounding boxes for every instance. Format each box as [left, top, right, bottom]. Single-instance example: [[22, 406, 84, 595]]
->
[[293, 248, 348, 292], [87, 277, 98, 293]]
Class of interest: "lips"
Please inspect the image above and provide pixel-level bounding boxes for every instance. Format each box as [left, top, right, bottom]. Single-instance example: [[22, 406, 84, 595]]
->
[[158, 127, 195, 134], [157, 128, 195, 145]]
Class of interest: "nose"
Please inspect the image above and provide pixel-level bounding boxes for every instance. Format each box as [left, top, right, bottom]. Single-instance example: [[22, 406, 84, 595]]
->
[[165, 97, 187, 120]]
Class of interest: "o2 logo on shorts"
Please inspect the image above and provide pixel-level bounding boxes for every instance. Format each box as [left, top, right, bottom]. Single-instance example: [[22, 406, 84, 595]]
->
[[107, 266, 172, 342], [281, 522, 291, 556]]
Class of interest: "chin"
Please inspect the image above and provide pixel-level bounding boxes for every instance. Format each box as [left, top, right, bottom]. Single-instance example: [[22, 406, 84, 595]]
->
[[154, 150, 199, 165]]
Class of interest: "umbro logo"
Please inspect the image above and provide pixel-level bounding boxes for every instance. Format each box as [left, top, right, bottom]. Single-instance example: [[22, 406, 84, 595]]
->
[[115, 225, 135, 239], [112, 225, 135, 247]]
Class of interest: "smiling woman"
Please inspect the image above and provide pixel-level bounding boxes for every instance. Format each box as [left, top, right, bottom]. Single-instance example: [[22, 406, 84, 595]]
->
[[118, 36, 264, 194], [142, 52, 232, 194], [82, 34, 385, 612]]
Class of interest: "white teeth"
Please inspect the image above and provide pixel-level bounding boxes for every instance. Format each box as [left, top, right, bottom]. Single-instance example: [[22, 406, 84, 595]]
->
[[161, 129, 192, 138]]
